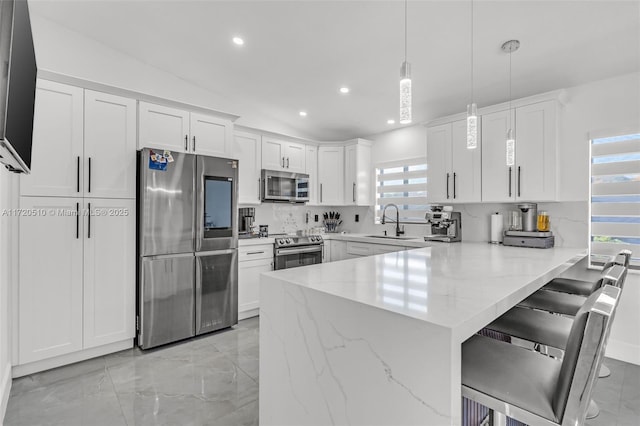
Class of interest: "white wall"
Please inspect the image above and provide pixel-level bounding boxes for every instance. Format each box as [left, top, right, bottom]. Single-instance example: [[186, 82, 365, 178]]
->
[[0, 168, 18, 421]]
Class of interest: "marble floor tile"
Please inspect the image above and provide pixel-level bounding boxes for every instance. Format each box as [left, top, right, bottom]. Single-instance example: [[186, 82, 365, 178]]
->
[[4, 317, 639, 426]]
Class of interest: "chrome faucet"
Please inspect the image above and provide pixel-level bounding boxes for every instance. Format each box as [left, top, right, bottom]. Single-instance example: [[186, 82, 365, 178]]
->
[[381, 203, 405, 237]]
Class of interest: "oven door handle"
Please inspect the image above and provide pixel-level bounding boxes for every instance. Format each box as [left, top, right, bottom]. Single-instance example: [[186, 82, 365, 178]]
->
[[275, 246, 322, 256]]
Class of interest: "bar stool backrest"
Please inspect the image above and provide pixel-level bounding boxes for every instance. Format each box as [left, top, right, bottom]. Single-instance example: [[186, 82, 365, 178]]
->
[[552, 285, 621, 425], [601, 264, 628, 292], [602, 249, 632, 270]]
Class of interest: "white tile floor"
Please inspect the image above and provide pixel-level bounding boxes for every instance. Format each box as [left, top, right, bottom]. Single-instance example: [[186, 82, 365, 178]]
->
[[4, 316, 639, 425]]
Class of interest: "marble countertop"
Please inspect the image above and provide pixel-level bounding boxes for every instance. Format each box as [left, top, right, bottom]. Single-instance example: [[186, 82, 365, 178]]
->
[[262, 243, 587, 342]]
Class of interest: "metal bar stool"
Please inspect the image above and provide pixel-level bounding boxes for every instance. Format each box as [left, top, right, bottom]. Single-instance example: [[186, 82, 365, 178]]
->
[[462, 285, 621, 426], [485, 264, 627, 420], [543, 250, 631, 296]]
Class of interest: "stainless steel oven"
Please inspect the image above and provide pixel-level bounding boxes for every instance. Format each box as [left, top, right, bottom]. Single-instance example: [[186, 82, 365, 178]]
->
[[273, 236, 323, 270]]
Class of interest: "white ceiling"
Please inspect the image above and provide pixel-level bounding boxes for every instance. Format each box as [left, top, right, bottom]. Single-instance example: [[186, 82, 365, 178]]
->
[[28, 0, 640, 141]]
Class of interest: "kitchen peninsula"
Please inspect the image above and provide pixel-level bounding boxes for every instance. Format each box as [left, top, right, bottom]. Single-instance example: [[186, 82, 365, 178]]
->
[[259, 243, 587, 426]]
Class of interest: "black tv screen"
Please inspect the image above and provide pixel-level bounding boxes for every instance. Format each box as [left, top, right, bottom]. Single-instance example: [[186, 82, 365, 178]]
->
[[2, 0, 36, 171]]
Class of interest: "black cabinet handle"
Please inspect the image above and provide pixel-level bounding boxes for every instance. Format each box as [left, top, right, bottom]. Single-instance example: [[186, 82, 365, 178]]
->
[[453, 172, 457, 199], [184, 135, 188, 151], [87, 202, 91, 239], [446, 173, 450, 199], [247, 251, 265, 255], [258, 178, 261, 200], [282, 157, 285, 168], [287, 157, 290, 168], [76, 156, 80, 193], [76, 202, 79, 239], [353, 182, 356, 202], [508, 167, 512, 197], [193, 136, 196, 152], [518, 166, 521, 197], [88, 157, 92, 193], [320, 184, 323, 203]]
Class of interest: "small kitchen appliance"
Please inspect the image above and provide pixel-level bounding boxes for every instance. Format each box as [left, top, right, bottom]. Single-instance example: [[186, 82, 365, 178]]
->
[[239, 207, 255, 235], [517, 203, 538, 232], [424, 205, 462, 242], [261, 169, 309, 203]]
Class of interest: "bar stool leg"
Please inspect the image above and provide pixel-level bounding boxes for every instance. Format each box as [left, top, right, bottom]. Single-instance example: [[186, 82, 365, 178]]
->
[[490, 410, 507, 426], [586, 400, 600, 419], [599, 364, 611, 378]]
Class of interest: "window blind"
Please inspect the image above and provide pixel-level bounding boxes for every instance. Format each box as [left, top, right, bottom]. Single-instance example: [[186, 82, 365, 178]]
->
[[375, 158, 428, 224], [590, 133, 640, 269]]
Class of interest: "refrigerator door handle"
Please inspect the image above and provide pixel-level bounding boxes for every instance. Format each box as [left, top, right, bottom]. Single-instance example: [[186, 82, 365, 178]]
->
[[195, 255, 202, 335]]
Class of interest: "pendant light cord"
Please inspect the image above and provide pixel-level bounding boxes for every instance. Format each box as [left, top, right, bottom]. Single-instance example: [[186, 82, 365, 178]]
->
[[404, 0, 408, 62], [470, 0, 474, 104]]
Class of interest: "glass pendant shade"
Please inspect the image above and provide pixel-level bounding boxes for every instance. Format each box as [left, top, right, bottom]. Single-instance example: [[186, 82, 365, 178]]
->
[[400, 61, 412, 124], [466, 103, 478, 149], [506, 128, 515, 166]]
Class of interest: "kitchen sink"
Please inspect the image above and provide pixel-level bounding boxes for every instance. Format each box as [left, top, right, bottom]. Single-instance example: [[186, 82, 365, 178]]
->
[[364, 235, 415, 240]]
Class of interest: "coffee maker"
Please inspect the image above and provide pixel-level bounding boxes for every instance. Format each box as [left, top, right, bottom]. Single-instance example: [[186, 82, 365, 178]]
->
[[424, 205, 462, 242], [239, 207, 255, 235]]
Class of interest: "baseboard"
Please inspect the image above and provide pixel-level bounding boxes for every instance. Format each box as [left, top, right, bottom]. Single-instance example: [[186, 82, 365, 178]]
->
[[0, 363, 12, 425], [12, 339, 132, 378], [606, 338, 640, 366], [239, 308, 259, 321]]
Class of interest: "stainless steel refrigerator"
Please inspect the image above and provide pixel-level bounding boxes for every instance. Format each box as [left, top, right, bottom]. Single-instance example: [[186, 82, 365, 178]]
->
[[137, 148, 238, 349]]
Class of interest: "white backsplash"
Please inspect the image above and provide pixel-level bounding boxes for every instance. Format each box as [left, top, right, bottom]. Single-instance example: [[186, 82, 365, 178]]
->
[[246, 201, 588, 248]]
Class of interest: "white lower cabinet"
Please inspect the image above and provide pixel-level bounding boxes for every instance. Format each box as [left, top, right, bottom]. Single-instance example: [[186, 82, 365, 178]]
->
[[19, 197, 84, 364], [238, 243, 273, 319], [18, 196, 135, 365], [83, 199, 136, 349], [329, 240, 347, 262]]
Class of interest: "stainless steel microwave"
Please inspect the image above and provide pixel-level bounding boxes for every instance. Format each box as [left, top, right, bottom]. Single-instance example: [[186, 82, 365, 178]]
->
[[261, 169, 309, 203]]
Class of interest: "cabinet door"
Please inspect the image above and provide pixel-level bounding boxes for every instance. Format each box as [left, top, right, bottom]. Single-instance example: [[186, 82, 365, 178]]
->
[[318, 146, 345, 205], [235, 131, 262, 205], [238, 258, 272, 317], [190, 112, 232, 157], [355, 142, 373, 206], [344, 145, 357, 205], [83, 199, 136, 349], [20, 80, 84, 197], [515, 101, 557, 201], [426, 123, 452, 203], [262, 138, 285, 171], [322, 241, 331, 263], [481, 110, 515, 202], [139, 102, 190, 152], [84, 91, 137, 199], [19, 197, 83, 364], [451, 119, 482, 202], [330, 240, 347, 262], [284, 142, 306, 173], [305, 145, 319, 205]]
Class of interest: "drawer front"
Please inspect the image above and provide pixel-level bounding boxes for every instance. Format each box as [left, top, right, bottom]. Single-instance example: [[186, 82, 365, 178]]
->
[[346, 242, 373, 257], [239, 244, 273, 262], [372, 244, 404, 255]]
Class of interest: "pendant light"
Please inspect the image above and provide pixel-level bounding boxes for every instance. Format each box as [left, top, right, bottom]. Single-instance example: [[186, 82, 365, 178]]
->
[[502, 39, 519, 166], [399, 0, 412, 124], [466, 0, 477, 149]]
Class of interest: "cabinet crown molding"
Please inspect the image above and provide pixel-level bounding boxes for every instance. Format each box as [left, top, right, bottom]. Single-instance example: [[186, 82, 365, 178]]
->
[[425, 88, 567, 127]]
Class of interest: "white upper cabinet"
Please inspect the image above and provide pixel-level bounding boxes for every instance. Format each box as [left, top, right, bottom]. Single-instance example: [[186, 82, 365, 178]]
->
[[19, 197, 84, 364], [190, 112, 233, 157], [234, 131, 262, 205], [514, 101, 557, 201], [426, 123, 452, 203], [83, 198, 136, 349], [427, 120, 481, 204], [318, 146, 344, 205], [139, 102, 233, 157], [138, 102, 190, 152], [84, 90, 137, 199], [305, 145, 319, 205], [20, 80, 84, 197], [481, 100, 557, 202], [344, 139, 373, 206], [261, 137, 306, 173]]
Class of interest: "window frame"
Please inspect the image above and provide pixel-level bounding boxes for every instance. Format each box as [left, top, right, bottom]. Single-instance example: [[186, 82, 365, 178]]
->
[[374, 157, 428, 225]]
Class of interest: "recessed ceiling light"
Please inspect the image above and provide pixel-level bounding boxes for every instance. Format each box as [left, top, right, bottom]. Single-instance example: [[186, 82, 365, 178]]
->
[[299, 111, 308, 117], [339, 87, 350, 94], [387, 119, 395, 124], [232, 37, 244, 46]]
